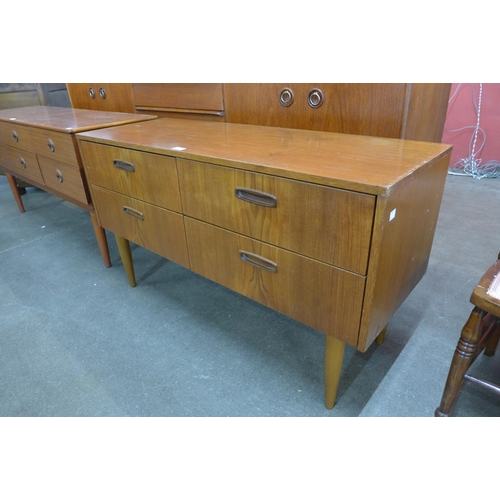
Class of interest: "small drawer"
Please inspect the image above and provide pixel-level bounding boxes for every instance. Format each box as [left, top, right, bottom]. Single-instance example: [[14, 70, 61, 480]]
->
[[80, 141, 182, 212], [0, 121, 34, 151], [0, 142, 44, 184], [185, 218, 365, 346], [38, 157, 90, 205], [178, 159, 376, 275], [91, 186, 189, 268], [30, 128, 79, 167]]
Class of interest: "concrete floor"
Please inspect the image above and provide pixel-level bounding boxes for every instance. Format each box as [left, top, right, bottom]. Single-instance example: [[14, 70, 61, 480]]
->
[[1, 172, 499, 417]]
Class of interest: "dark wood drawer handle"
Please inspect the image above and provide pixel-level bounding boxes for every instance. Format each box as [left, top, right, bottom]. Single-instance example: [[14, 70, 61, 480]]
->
[[114, 159, 135, 172], [239, 251, 278, 273], [235, 188, 277, 208], [123, 206, 144, 220]]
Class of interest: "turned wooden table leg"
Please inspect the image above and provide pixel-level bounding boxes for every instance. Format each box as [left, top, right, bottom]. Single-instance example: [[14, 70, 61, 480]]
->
[[324, 335, 345, 409], [435, 306, 486, 417], [484, 318, 500, 357], [89, 212, 111, 268], [5, 172, 25, 213], [376, 324, 388, 345], [115, 234, 137, 287]]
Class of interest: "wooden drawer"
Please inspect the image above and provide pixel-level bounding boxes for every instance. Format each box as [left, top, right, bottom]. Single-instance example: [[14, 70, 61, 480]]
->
[[0, 121, 34, 151], [29, 128, 79, 166], [132, 84, 224, 113], [185, 218, 365, 346], [0, 142, 44, 183], [178, 159, 375, 275], [38, 156, 89, 204], [80, 142, 182, 212], [91, 186, 189, 268]]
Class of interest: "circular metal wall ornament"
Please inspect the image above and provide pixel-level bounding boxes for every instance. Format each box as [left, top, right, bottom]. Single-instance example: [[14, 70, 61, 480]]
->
[[308, 88, 324, 108], [89, 88, 96, 99], [279, 88, 294, 107]]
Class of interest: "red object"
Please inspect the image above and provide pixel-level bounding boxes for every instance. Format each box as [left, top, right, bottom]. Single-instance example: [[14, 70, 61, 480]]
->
[[442, 83, 500, 167]]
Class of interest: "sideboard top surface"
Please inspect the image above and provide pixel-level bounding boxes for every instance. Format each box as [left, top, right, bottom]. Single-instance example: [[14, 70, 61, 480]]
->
[[0, 106, 156, 134], [76, 117, 452, 195]]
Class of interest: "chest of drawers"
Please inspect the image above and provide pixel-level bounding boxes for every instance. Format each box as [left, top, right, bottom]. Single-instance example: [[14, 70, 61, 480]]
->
[[76, 118, 452, 408], [0, 106, 156, 267]]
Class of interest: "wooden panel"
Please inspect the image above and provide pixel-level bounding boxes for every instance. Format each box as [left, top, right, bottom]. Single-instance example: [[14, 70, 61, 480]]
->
[[132, 83, 224, 113], [224, 83, 409, 137], [402, 83, 451, 142], [185, 218, 366, 347], [358, 154, 451, 351], [29, 127, 79, 166], [91, 186, 189, 268], [178, 159, 375, 275], [66, 83, 136, 113], [38, 157, 89, 204], [80, 141, 182, 212], [0, 143, 43, 183]]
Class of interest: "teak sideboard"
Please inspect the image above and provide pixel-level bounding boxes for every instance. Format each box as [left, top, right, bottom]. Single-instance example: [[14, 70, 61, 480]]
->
[[0, 106, 155, 267], [76, 118, 452, 408]]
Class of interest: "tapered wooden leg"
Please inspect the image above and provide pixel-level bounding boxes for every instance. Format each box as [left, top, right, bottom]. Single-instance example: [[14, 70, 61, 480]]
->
[[89, 212, 111, 268], [5, 173, 25, 213], [324, 335, 345, 409], [376, 324, 388, 345], [115, 234, 136, 287], [435, 307, 486, 417]]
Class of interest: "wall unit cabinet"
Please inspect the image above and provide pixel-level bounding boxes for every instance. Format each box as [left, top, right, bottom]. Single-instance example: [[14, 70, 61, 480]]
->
[[65, 83, 451, 142], [76, 117, 452, 408]]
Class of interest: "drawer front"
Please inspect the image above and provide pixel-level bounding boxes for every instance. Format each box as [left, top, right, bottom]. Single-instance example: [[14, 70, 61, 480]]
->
[[185, 218, 365, 346], [92, 186, 189, 268], [29, 128, 79, 166], [0, 142, 44, 184], [132, 83, 224, 112], [0, 121, 34, 151], [178, 159, 375, 275], [80, 141, 182, 212], [38, 156, 89, 204]]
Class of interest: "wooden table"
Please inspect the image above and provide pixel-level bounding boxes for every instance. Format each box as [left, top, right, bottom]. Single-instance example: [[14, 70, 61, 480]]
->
[[76, 118, 452, 408], [0, 106, 156, 267]]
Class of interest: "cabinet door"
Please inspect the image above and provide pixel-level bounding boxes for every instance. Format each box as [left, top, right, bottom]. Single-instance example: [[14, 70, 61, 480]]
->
[[66, 83, 136, 113], [224, 83, 409, 137], [185, 218, 365, 347]]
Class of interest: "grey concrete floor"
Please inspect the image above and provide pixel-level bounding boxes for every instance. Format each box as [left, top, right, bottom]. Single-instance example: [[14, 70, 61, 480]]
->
[[1, 173, 499, 417]]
